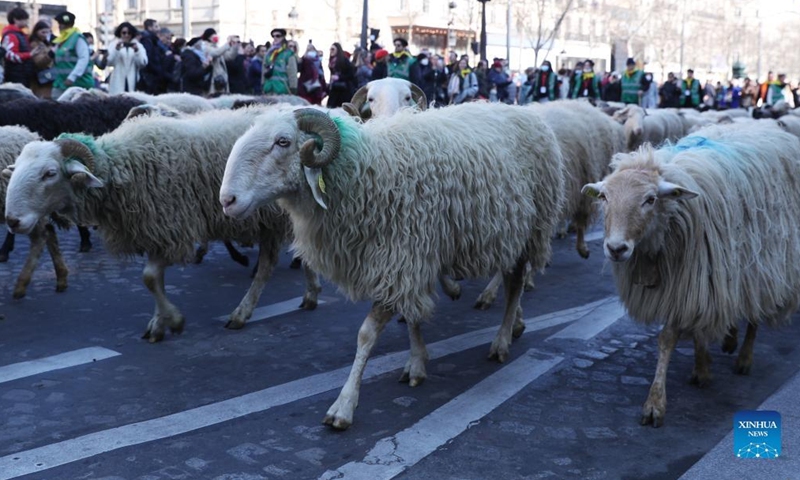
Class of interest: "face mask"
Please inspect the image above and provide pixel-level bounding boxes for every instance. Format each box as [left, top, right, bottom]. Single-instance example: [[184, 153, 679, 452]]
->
[[307, 51, 318, 58], [584, 68, 592, 73], [421, 58, 429, 66], [211, 35, 219, 44], [541, 65, 549, 72], [575, 69, 582, 75]]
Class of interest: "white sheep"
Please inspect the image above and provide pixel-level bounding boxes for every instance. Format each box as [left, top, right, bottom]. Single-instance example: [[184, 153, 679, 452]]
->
[[613, 105, 686, 151], [343, 78, 427, 120], [220, 104, 565, 429], [4, 107, 321, 342], [582, 123, 800, 427], [0, 126, 69, 298], [124, 91, 215, 114], [473, 100, 626, 310]]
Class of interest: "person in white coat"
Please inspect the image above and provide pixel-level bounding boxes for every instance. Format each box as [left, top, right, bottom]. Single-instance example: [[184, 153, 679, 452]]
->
[[106, 22, 147, 94]]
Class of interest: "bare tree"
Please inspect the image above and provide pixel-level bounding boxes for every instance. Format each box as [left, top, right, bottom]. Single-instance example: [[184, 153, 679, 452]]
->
[[604, 0, 657, 71], [514, 0, 576, 66], [325, 0, 345, 43]]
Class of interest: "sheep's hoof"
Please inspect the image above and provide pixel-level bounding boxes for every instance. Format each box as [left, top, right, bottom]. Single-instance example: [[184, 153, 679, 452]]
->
[[55, 283, 68, 293], [523, 280, 535, 292], [170, 320, 185, 335], [689, 373, 712, 388], [512, 320, 526, 339], [556, 231, 568, 239], [79, 240, 92, 253], [721, 333, 738, 354], [488, 338, 510, 363], [399, 359, 427, 387], [323, 399, 354, 430], [224, 319, 246, 330], [735, 360, 752, 375], [640, 402, 665, 428], [445, 284, 461, 301], [12, 289, 26, 300], [290, 257, 302, 269], [299, 297, 317, 310], [193, 247, 207, 264], [474, 300, 492, 310], [323, 414, 351, 431], [578, 246, 590, 259], [143, 328, 165, 343], [397, 316, 407, 324]]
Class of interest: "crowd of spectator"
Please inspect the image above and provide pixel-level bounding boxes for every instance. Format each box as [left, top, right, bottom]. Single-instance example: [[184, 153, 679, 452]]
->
[[2, 8, 797, 113]]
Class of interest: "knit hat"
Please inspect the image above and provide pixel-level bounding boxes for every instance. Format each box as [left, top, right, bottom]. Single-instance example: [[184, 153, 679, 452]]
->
[[626, 57, 636, 66], [375, 49, 389, 61]]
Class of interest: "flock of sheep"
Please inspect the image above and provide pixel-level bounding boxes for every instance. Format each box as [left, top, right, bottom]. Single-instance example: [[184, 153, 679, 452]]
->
[[2, 78, 800, 431]]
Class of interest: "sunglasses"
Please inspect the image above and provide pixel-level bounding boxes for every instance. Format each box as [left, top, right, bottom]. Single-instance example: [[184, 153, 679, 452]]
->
[[272, 34, 283, 38], [120, 30, 131, 35]]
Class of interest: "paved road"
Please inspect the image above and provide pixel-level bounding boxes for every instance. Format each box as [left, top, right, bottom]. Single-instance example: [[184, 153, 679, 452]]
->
[[1, 227, 798, 480]]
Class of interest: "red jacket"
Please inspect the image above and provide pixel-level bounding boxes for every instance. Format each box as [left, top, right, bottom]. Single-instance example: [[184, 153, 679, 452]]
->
[[1, 24, 32, 63]]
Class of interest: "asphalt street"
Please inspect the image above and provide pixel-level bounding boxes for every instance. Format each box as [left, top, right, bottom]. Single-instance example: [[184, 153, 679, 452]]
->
[[1, 226, 799, 480]]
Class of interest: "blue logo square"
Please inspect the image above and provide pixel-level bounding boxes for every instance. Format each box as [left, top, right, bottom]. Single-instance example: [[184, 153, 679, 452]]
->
[[734, 410, 781, 459]]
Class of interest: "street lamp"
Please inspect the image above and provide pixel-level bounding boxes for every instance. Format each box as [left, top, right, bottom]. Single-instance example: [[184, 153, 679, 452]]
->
[[477, 0, 491, 62], [288, 6, 299, 39], [447, 2, 456, 52]]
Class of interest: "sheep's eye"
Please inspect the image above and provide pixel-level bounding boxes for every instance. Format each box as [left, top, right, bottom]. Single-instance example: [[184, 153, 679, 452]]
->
[[644, 196, 656, 206], [276, 138, 290, 148], [42, 169, 57, 179], [367, 97, 374, 102], [405, 95, 411, 102]]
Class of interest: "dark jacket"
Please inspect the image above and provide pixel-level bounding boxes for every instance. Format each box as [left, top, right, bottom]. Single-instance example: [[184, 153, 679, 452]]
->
[[138, 30, 167, 94], [659, 80, 681, 108], [371, 61, 387, 81], [423, 67, 448, 107], [603, 81, 622, 102], [327, 57, 355, 108], [180, 48, 210, 96], [225, 53, 249, 94]]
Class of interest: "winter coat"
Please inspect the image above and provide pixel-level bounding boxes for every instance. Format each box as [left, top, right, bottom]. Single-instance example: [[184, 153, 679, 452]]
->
[[107, 38, 148, 94]]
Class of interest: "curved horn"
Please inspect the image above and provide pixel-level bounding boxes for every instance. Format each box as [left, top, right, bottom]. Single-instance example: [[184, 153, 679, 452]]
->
[[293, 108, 341, 169], [409, 83, 428, 111], [54, 138, 96, 172], [341, 102, 362, 120], [350, 85, 368, 111]]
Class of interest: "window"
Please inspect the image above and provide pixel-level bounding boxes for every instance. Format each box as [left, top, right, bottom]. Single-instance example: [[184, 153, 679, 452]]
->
[[128, 0, 137, 9], [173, 0, 183, 7]]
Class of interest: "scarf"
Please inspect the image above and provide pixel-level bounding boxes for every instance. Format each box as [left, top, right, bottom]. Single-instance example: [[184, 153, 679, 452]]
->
[[624, 69, 637, 79], [54, 27, 80, 45], [582, 72, 595, 80], [269, 44, 286, 63], [460, 68, 472, 78]]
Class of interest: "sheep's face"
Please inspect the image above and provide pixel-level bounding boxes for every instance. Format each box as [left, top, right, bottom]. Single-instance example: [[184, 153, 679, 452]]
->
[[367, 79, 415, 118], [582, 170, 697, 262], [221, 110, 303, 219], [3, 142, 102, 234]]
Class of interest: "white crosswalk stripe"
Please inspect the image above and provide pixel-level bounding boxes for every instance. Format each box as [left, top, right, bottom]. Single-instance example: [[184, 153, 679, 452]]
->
[[0, 347, 120, 385]]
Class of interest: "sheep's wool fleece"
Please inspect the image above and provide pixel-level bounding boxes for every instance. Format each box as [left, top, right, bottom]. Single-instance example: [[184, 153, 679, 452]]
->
[[609, 124, 800, 341], [530, 101, 624, 227], [0, 126, 40, 213], [282, 103, 565, 322], [74, 108, 288, 262]]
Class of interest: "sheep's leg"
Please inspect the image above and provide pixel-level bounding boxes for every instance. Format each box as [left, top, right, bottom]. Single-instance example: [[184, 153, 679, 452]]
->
[[142, 256, 184, 343], [324, 303, 393, 430], [641, 324, 679, 427], [399, 320, 428, 387], [721, 325, 738, 354], [299, 262, 321, 310], [556, 219, 569, 239], [689, 336, 712, 388], [735, 322, 758, 375], [44, 224, 69, 293], [574, 209, 591, 259], [12, 223, 47, 299], [576, 225, 590, 259], [224, 240, 250, 267], [488, 257, 526, 363], [226, 238, 280, 329], [474, 271, 502, 310], [0, 231, 15, 262], [439, 274, 461, 301], [523, 262, 535, 292], [193, 241, 209, 264], [512, 304, 525, 339], [78, 226, 92, 253]]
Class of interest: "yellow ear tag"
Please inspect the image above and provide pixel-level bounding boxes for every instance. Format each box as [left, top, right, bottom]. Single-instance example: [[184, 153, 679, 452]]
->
[[318, 174, 327, 194]]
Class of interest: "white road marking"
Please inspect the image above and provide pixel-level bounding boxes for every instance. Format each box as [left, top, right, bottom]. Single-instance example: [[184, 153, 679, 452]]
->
[[547, 299, 626, 341], [215, 297, 327, 322], [0, 347, 121, 385], [0, 297, 616, 479], [584, 231, 605, 243], [321, 350, 564, 480]]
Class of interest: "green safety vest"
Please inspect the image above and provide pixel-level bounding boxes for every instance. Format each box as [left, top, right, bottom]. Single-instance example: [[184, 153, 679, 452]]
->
[[387, 53, 415, 80], [680, 78, 701, 107], [620, 69, 643, 104], [263, 46, 294, 94], [54, 32, 94, 91], [769, 82, 785, 103], [571, 73, 602, 100]]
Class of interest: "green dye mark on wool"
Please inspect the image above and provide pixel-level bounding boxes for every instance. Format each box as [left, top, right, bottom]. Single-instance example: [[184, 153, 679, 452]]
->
[[332, 115, 362, 156], [57, 133, 100, 157]]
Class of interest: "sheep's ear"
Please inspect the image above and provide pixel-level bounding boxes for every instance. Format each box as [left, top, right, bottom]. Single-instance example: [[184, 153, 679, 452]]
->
[[581, 182, 604, 198], [303, 166, 328, 210], [1, 164, 14, 180], [657, 180, 697, 200], [65, 160, 104, 188]]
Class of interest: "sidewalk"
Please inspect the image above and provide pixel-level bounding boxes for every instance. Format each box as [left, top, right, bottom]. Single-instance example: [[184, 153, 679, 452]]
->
[[679, 369, 800, 479]]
